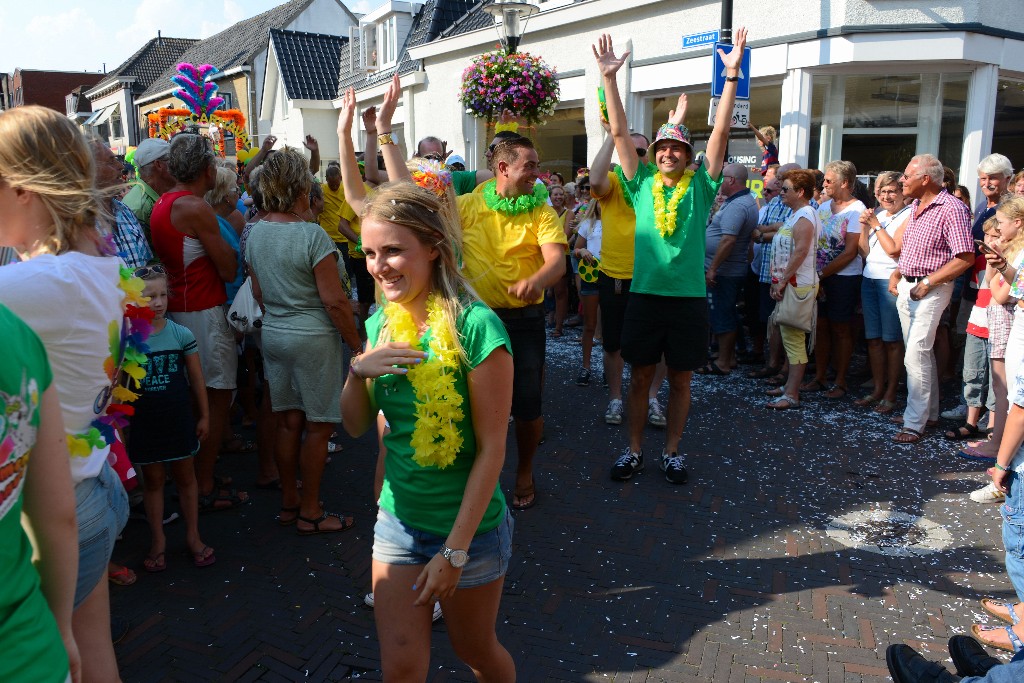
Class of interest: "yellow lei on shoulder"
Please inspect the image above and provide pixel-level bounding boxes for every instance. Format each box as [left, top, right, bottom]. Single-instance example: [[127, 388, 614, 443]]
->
[[652, 170, 695, 238], [382, 294, 465, 469]]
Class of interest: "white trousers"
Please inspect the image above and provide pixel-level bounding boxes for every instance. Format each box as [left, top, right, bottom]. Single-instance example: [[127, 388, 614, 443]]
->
[[896, 279, 953, 432]]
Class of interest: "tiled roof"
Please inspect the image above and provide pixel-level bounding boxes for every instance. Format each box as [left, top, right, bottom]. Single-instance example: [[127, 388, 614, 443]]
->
[[139, 0, 313, 100], [440, 0, 588, 40], [337, 0, 477, 94], [271, 29, 346, 100], [89, 36, 199, 96]]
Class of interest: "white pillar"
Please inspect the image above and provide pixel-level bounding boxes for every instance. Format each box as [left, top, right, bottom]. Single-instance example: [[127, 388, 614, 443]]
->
[[960, 64, 999, 188], [819, 75, 845, 167], [779, 67, 812, 168], [916, 73, 941, 156]]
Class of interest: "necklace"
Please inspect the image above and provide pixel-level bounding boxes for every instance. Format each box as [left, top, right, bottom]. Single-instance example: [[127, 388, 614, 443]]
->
[[381, 293, 465, 469], [482, 180, 549, 215], [651, 170, 694, 238]]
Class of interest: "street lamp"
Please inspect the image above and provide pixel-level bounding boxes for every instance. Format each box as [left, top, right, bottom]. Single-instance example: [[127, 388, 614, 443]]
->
[[484, 0, 539, 54]]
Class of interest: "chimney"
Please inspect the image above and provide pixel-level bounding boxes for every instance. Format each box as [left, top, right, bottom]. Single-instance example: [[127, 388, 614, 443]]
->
[[158, 30, 163, 46], [103, 63, 107, 73]]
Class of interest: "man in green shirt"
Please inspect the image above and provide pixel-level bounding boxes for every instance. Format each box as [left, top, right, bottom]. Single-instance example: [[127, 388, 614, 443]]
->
[[595, 28, 748, 486], [122, 138, 175, 243]]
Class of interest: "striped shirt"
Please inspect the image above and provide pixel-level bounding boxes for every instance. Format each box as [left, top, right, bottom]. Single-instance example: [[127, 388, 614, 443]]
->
[[897, 190, 973, 278], [0, 247, 19, 267], [108, 198, 154, 269]]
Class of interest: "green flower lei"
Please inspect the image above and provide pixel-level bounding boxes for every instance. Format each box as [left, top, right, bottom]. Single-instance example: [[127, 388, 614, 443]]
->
[[482, 180, 549, 215]]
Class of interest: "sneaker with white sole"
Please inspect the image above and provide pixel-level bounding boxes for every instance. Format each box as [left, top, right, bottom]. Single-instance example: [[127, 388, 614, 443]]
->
[[605, 399, 624, 425], [610, 447, 643, 480], [660, 451, 688, 485], [969, 482, 1006, 503], [940, 404, 968, 420], [648, 399, 666, 428], [365, 592, 442, 621]]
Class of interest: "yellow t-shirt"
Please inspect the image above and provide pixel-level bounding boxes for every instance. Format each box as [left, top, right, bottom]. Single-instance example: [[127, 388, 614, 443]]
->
[[457, 192, 568, 309], [340, 183, 373, 258], [592, 171, 635, 280], [319, 183, 348, 244]]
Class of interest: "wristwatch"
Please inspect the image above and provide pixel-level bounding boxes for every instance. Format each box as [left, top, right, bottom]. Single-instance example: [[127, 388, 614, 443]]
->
[[921, 276, 931, 287], [440, 544, 469, 568]]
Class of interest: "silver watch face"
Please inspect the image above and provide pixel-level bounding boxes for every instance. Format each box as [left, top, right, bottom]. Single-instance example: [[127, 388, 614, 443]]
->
[[447, 549, 469, 568]]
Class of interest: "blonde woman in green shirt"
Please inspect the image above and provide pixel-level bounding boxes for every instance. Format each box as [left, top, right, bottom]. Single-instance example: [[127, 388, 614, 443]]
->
[[341, 181, 516, 681]]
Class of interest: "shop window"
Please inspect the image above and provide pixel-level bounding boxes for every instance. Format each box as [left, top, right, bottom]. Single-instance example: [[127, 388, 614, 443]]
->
[[810, 72, 969, 177], [993, 80, 1024, 172]]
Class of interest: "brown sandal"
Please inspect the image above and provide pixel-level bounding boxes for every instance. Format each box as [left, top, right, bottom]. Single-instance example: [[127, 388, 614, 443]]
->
[[512, 480, 536, 510]]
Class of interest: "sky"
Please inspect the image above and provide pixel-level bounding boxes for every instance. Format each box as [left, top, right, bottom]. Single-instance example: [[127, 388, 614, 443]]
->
[[0, 0, 375, 75]]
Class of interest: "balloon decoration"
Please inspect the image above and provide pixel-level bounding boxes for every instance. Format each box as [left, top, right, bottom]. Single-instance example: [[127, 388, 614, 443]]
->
[[145, 62, 252, 158]]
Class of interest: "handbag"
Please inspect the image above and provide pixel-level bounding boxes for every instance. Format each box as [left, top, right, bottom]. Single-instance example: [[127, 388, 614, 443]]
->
[[227, 277, 263, 334], [772, 280, 817, 332]]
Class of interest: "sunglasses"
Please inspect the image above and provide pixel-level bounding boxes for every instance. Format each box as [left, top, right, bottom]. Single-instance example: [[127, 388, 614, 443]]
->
[[422, 153, 444, 162], [134, 264, 167, 279], [579, 185, 591, 192]]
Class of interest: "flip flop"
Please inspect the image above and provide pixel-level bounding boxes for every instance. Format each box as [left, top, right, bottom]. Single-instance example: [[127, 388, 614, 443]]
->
[[191, 545, 216, 568], [825, 384, 848, 399], [143, 552, 167, 573], [512, 479, 537, 510], [874, 399, 896, 414], [892, 427, 924, 444], [765, 387, 785, 397], [108, 564, 137, 586], [854, 395, 881, 407], [970, 623, 1024, 653], [981, 599, 1021, 625], [959, 446, 997, 462], [198, 488, 250, 513], [766, 395, 800, 410], [945, 423, 983, 441]]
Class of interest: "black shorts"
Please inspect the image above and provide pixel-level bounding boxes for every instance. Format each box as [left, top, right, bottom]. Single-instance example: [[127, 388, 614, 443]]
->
[[621, 293, 708, 371], [597, 272, 631, 353], [350, 256, 376, 305], [818, 274, 861, 323], [492, 305, 545, 421]]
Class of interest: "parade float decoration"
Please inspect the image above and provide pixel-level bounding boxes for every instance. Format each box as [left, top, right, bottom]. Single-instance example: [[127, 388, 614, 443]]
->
[[459, 50, 559, 125], [146, 63, 253, 158]]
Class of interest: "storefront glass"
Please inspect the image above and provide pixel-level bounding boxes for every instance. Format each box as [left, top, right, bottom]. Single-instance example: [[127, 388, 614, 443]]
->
[[993, 79, 1024, 171]]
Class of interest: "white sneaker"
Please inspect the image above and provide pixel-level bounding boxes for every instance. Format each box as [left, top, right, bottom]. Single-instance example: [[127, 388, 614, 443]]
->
[[364, 592, 443, 621], [940, 404, 968, 420], [605, 399, 624, 425], [969, 482, 1006, 503], [647, 399, 667, 428]]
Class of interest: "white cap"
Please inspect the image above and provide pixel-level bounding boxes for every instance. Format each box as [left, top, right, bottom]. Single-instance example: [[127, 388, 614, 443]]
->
[[134, 138, 170, 167]]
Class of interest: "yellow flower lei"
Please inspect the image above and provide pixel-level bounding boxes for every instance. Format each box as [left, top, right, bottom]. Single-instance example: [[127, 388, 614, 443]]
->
[[382, 293, 465, 469], [652, 170, 694, 238]]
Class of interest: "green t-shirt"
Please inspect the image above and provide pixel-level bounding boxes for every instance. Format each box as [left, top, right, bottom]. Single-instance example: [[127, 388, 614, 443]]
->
[[624, 162, 721, 297], [453, 170, 479, 196], [367, 301, 512, 537], [0, 304, 69, 683]]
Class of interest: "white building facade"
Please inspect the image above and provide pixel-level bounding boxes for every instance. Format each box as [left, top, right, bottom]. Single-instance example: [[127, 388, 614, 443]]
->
[[344, 0, 1024, 191]]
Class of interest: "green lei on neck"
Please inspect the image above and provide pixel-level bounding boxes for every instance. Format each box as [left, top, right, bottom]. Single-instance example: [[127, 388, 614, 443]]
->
[[483, 180, 549, 215]]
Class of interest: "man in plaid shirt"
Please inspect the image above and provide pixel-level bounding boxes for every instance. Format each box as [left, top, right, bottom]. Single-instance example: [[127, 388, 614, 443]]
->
[[888, 153, 973, 443], [90, 138, 154, 269]]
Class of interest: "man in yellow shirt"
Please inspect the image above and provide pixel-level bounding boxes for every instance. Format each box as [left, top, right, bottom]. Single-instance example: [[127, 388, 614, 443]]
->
[[319, 164, 355, 279], [458, 137, 567, 510]]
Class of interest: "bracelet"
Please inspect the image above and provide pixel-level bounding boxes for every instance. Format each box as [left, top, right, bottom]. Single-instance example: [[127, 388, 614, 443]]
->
[[994, 462, 1010, 472], [377, 132, 395, 146], [349, 359, 365, 379], [725, 76, 740, 82]]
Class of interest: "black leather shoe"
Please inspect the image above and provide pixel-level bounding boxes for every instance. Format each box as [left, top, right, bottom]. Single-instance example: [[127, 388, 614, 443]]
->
[[886, 644, 961, 683], [948, 635, 1000, 677]]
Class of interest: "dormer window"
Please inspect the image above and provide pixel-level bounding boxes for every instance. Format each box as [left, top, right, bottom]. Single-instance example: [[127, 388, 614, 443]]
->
[[359, 2, 420, 72]]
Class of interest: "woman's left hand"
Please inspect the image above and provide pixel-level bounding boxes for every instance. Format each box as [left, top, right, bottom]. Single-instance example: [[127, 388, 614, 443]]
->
[[412, 554, 463, 606], [771, 282, 785, 301]]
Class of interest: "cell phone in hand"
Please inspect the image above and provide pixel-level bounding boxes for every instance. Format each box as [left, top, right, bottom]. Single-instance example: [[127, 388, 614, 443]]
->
[[976, 239, 1003, 258]]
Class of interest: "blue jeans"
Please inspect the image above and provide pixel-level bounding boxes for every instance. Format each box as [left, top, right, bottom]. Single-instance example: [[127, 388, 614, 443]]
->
[[963, 334, 995, 411], [1002, 470, 1024, 603], [707, 275, 745, 334], [74, 460, 129, 607], [961, 647, 1024, 682]]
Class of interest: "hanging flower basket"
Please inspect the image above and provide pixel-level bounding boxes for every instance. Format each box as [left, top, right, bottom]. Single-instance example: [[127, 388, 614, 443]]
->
[[459, 51, 560, 125]]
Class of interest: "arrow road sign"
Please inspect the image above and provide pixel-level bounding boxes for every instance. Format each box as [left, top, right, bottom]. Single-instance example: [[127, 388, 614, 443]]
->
[[711, 42, 751, 100]]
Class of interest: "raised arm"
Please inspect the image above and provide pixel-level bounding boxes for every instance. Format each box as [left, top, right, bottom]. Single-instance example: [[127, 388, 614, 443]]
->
[[748, 122, 769, 145], [592, 34, 639, 180], [361, 106, 382, 185], [303, 135, 321, 175], [588, 120, 616, 198], [705, 27, 748, 179], [243, 134, 277, 184], [337, 87, 368, 216], [375, 74, 410, 184]]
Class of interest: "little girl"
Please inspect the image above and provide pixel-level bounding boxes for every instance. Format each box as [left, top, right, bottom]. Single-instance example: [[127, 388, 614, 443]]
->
[[128, 266, 215, 571]]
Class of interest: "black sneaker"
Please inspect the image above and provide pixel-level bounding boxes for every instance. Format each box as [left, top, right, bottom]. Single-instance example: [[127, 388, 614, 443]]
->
[[602, 372, 609, 389], [576, 368, 591, 386], [610, 448, 644, 481], [660, 451, 688, 485]]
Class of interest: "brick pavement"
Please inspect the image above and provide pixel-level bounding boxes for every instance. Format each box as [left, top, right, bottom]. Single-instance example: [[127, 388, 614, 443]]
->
[[111, 330, 1019, 682]]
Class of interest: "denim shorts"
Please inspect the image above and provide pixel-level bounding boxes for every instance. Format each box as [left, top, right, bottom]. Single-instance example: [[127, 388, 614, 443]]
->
[[861, 277, 902, 342], [1001, 470, 1024, 603], [707, 274, 745, 334], [74, 460, 129, 607], [372, 508, 513, 589]]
